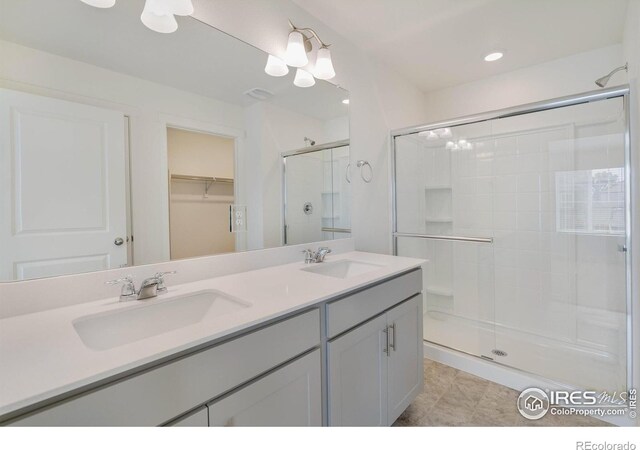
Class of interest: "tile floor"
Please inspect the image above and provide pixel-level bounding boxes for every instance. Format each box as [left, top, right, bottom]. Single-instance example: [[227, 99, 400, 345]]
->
[[393, 359, 611, 427]]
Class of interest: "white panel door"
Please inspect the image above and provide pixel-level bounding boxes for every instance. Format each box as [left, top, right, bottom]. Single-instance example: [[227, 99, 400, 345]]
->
[[208, 350, 322, 426], [0, 89, 127, 280], [386, 295, 423, 424], [327, 314, 388, 426]]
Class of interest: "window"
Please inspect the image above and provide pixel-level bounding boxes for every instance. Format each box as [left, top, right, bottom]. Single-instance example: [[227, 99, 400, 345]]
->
[[555, 168, 625, 235]]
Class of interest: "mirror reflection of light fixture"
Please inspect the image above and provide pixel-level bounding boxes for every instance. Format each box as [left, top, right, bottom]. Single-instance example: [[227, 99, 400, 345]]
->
[[265, 19, 336, 87], [140, 0, 194, 33], [80, 0, 116, 7], [294, 68, 315, 88], [82, 0, 194, 32], [264, 55, 289, 77]]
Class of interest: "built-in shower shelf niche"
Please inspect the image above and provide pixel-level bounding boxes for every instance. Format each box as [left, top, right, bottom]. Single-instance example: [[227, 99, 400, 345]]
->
[[424, 185, 452, 229], [425, 286, 453, 297]]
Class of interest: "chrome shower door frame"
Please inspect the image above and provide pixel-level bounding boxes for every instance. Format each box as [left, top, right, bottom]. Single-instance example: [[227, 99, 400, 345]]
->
[[390, 85, 633, 390]]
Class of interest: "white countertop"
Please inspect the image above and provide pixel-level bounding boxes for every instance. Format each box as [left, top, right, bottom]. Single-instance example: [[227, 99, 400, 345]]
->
[[0, 251, 424, 418]]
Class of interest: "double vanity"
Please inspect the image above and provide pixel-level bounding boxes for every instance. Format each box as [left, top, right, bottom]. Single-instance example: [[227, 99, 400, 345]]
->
[[0, 250, 424, 426]]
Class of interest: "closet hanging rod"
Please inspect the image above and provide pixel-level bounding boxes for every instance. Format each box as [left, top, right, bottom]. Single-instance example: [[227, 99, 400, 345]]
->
[[170, 174, 234, 184]]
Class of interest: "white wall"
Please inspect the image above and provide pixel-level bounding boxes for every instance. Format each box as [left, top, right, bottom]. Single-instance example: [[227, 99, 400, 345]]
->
[[422, 44, 625, 123], [192, 0, 428, 254]]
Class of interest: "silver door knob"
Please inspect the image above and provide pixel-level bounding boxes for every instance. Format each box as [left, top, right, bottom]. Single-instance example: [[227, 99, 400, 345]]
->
[[114, 237, 124, 246]]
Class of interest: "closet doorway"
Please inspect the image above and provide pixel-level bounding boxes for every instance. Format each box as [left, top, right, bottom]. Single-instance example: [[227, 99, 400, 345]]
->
[[167, 127, 236, 259]]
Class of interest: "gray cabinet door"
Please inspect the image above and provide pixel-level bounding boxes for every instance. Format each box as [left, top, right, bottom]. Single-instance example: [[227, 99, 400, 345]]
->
[[386, 295, 423, 424], [208, 350, 322, 426], [168, 407, 208, 427], [327, 314, 388, 426]]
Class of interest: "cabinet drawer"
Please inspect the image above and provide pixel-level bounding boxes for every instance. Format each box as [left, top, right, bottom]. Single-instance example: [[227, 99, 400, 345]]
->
[[326, 270, 422, 338], [208, 350, 322, 426], [10, 308, 320, 426]]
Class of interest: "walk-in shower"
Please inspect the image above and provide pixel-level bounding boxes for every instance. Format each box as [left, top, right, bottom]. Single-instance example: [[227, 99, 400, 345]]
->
[[282, 140, 351, 245], [392, 87, 631, 395]]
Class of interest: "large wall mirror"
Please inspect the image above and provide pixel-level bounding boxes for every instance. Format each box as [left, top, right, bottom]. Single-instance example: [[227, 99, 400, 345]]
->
[[0, 0, 350, 282]]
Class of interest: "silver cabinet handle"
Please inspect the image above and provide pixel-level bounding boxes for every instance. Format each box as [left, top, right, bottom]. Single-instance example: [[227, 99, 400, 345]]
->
[[383, 326, 389, 354], [389, 323, 396, 352], [114, 237, 124, 246]]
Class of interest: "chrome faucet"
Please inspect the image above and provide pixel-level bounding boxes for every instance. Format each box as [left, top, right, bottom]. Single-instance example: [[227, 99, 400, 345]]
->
[[106, 271, 176, 302], [302, 247, 332, 264]]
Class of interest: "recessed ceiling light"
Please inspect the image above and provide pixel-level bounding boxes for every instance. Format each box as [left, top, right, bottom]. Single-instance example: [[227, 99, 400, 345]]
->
[[342, 99, 350, 105], [484, 52, 504, 62]]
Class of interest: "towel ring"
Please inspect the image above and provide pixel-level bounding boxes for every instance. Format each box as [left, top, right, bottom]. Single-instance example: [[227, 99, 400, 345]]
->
[[345, 163, 351, 184], [356, 160, 373, 183]]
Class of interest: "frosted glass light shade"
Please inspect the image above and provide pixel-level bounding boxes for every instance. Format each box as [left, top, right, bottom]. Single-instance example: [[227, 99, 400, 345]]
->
[[284, 31, 308, 67], [80, 0, 116, 7], [264, 55, 289, 77], [294, 68, 315, 88], [141, 3, 178, 33], [314, 46, 335, 80]]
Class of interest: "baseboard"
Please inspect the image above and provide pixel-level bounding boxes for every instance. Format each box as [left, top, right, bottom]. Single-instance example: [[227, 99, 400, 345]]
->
[[423, 341, 635, 427]]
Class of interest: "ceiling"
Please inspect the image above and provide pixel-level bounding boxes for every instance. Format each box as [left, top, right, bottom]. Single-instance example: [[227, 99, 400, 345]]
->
[[0, 0, 348, 121], [292, 0, 630, 92]]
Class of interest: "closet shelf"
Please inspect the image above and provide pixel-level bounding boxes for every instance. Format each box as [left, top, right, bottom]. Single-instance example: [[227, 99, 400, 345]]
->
[[170, 174, 234, 184], [170, 173, 234, 196]]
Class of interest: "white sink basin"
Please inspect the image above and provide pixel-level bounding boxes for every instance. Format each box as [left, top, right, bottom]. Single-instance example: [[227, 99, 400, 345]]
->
[[73, 290, 250, 351], [301, 259, 384, 279]]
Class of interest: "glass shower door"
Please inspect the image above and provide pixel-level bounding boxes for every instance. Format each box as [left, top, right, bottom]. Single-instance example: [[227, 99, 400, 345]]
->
[[283, 143, 351, 245], [394, 121, 497, 359], [394, 93, 629, 394], [490, 97, 628, 393]]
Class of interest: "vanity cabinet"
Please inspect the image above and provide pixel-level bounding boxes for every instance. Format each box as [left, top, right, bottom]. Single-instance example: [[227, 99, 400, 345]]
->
[[327, 294, 423, 426], [208, 350, 321, 426], [169, 407, 208, 427], [4, 267, 423, 427], [9, 309, 320, 426]]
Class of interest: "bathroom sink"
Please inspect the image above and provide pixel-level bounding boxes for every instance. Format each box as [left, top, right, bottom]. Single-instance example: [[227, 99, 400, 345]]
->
[[301, 259, 384, 279], [73, 290, 250, 351]]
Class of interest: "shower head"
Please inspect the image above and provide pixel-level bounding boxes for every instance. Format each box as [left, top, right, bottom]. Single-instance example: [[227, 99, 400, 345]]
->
[[595, 63, 628, 88]]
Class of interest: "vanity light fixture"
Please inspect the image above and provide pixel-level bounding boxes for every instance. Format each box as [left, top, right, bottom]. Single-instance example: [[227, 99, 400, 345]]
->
[[342, 99, 350, 105], [80, 0, 116, 7], [264, 55, 289, 77], [484, 51, 504, 62], [265, 20, 336, 87], [284, 30, 309, 67], [314, 46, 336, 80], [294, 68, 316, 88]]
